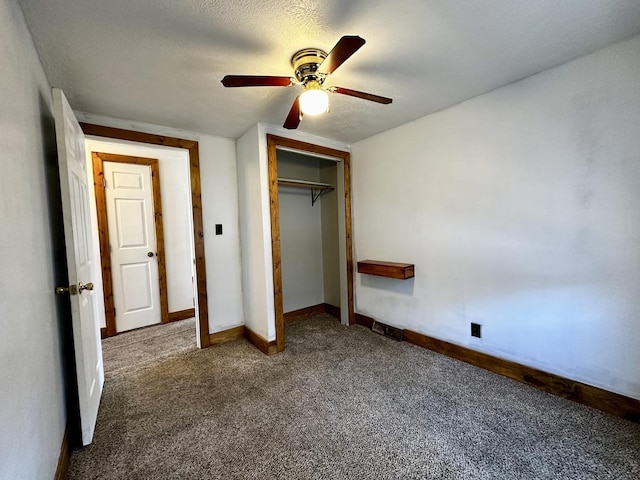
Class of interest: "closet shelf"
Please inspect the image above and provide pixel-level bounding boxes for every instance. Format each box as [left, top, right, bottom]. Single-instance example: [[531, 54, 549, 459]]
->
[[278, 178, 335, 206], [357, 260, 415, 279]]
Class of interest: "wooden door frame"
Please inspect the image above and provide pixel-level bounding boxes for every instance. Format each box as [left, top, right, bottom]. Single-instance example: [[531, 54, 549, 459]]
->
[[267, 134, 354, 353], [92, 152, 170, 336], [80, 123, 211, 348]]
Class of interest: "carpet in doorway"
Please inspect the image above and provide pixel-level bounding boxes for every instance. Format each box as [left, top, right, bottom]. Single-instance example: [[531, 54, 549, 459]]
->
[[101, 318, 197, 376]]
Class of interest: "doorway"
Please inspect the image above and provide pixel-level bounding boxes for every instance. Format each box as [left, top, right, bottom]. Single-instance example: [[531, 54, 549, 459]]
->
[[93, 152, 170, 334], [267, 135, 354, 353], [81, 123, 212, 348]]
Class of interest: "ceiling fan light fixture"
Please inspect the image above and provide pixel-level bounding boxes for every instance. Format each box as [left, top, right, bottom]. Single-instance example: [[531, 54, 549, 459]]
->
[[221, 36, 392, 129], [299, 82, 329, 115]]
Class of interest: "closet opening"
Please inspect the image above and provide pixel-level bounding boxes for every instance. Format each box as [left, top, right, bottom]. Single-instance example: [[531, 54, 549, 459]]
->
[[267, 135, 354, 352]]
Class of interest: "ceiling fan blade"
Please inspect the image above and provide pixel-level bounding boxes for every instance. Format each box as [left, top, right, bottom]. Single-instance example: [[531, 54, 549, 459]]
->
[[331, 87, 393, 104], [221, 75, 293, 87], [283, 97, 302, 129], [317, 35, 366, 75]]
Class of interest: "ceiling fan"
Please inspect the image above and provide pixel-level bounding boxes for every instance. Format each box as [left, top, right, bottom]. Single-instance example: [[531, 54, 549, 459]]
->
[[221, 36, 392, 130]]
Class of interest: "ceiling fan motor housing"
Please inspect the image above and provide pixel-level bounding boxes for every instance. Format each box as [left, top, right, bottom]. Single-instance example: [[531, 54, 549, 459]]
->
[[291, 48, 328, 84]]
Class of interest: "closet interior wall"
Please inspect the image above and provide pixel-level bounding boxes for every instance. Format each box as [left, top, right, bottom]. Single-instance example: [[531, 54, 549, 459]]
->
[[277, 150, 340, 315]]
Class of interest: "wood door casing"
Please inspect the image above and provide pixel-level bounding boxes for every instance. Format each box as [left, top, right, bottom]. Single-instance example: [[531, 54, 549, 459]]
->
[[80, 123, 210, 348], [267, 135, 354, 353], [93, 152, 169, 337]]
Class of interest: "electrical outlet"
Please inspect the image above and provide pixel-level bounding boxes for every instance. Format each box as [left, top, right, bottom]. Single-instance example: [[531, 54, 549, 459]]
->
[[471, 322, 481, 338]]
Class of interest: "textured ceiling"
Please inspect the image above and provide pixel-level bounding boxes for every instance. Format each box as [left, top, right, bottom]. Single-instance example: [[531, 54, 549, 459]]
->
[[17, 0, 640, 143]]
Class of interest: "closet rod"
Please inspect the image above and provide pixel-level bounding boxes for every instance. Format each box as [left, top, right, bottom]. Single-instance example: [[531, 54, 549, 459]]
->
[[277, 178, 335, 206]]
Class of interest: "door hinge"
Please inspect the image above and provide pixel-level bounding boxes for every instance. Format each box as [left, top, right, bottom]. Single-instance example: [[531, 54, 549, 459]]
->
[[102, 177, 107, 188], [55, 284, 78, 295]]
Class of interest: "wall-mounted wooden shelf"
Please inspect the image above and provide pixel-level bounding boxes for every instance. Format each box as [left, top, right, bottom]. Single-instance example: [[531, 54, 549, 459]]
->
[[278, 178, 335, 205], [357, 260, 415, 279]]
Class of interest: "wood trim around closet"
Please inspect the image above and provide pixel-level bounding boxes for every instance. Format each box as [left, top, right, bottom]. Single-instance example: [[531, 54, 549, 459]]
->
[[81, 123, 211, 347], [92, 152, 170, 336], [266, 135, 354, 354], [343, 153, 355, 325], [267, 136, 284, 352]]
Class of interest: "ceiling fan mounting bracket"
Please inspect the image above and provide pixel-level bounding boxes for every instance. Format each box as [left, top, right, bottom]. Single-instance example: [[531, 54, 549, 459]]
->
[[291, 48, 328, 84]]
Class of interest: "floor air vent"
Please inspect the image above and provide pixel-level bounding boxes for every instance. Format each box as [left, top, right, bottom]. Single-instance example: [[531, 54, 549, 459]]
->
[[372, 321, 404, 341]]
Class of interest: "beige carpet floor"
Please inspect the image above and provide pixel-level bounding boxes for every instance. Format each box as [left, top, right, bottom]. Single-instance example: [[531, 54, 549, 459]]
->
[[68, 314, 640, 479], [101, 318, 197, 375]]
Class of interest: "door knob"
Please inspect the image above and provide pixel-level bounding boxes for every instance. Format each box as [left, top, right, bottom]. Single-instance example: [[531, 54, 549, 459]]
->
[[78, 282, 94, 293], [147, 252, 155, 257]]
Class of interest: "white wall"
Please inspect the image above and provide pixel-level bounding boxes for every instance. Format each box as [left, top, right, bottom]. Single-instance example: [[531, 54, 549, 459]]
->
[[277, 151, 325, 312], [198, 134, 245, 332], [85, 138, 195, 327], [236, 125, 273, 338], [76, 113, 245, 334], [0, 0, 66, 478], [352, 35, 640, 399]]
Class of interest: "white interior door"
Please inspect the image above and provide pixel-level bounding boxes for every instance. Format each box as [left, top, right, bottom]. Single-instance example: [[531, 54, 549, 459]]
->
[[103, 160, 162, 332], [52, 88, 104, 446]]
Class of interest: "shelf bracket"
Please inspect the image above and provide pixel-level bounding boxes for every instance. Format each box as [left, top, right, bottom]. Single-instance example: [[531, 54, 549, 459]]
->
[[311, 186, 329, 206]]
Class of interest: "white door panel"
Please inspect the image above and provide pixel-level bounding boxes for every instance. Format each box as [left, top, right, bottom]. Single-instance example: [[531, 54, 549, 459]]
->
[[115, 199, 147, 247], [104, 161, 161, 332], [53, 88, 104, 446], [121, 263, 153, 308]]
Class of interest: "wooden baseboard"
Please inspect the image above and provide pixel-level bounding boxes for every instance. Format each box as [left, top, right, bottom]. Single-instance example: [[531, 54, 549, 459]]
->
[[355, 312, 640, 422], [283, 303, 326, 324], [167, 308, 196, 323], [99, 309, 195, 339], [209, 325, 244, 346], [283, 303, 342, 324], [244, 326, 277, 355], [354, 312, 374, 329], [54, 426, 70, 480], [323, 303, 341, 319]]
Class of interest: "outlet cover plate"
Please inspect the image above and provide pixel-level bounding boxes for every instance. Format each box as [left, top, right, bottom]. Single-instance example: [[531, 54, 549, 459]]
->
[[471, 323, 482, 338]]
